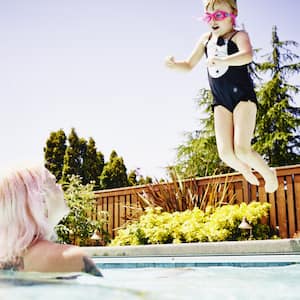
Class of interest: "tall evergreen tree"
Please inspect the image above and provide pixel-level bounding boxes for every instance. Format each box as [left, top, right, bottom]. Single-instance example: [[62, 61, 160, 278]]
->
[[97, 151, 105, 171], [127, 169, 138, 186], [254, 26, 300, 166], [137, 175, 153, 185], [81, 137, 105, 186], [44, 129, 67, 181], [100, 150, 128, 189], [62, 128, 86, 182]]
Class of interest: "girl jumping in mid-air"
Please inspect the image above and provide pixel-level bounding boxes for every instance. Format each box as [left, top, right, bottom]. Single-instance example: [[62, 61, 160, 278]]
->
[[165, 0, 278, 193]]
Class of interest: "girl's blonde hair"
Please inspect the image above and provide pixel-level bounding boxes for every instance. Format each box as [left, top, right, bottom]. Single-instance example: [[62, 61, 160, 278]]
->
[[0, 165, 55, 261], [204, 0, 237, 12]]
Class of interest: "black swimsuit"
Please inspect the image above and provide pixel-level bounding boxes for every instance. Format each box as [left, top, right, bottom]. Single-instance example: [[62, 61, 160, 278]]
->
[[205, 31, 257, 112]]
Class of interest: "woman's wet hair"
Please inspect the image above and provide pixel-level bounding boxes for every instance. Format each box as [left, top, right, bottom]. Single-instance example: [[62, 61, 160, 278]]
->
[[0, 165, 55, 261]]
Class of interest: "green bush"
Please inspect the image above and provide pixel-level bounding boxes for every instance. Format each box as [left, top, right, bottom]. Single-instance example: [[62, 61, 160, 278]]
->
[[111, 202, 275, 246], [55, 175, 110, 246]]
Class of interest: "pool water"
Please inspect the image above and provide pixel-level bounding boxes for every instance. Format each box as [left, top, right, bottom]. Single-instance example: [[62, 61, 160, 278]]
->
[[1, 263, 300, 300]]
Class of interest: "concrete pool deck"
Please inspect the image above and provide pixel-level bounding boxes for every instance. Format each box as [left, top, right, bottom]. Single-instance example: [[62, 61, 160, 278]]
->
[[83, 238, 300, 257]]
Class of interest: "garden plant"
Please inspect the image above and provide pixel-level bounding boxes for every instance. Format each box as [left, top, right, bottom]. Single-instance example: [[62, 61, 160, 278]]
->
[[55, 175, 110, 246], [111, 170, 276, 245]]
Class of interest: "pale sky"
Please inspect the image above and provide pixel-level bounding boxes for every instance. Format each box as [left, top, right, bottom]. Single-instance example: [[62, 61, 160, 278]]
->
[[0, 0, 299, 179]]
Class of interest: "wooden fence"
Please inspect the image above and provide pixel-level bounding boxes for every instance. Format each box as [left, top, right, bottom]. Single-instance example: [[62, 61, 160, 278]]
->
[[93, 165, 300, 241]]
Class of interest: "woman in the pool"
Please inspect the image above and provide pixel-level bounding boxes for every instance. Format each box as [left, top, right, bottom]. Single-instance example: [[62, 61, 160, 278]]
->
[[0, 164, 102, 276], [165, 0, 278, 193]]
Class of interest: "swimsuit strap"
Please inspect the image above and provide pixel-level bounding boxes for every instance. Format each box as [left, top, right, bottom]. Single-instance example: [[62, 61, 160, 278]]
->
[[204, 32, 213, 57], [204, 31, 238, 57], [205, 32, 213, 45], [228, 30, 239, 41]]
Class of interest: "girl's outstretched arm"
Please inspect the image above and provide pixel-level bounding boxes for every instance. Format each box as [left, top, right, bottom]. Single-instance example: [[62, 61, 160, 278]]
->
[[165, 32, 210, 72]]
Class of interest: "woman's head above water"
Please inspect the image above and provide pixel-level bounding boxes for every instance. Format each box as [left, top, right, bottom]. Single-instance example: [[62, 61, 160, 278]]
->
[[0, 164, 69, 261]]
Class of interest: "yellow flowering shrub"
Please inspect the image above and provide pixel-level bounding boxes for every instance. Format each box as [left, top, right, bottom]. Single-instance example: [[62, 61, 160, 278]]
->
[[110, 202, 274, 246]]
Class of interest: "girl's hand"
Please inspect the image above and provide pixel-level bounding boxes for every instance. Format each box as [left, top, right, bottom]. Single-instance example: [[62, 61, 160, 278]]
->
[[206, 56, 227, 67], [165, 56, 176, 68]]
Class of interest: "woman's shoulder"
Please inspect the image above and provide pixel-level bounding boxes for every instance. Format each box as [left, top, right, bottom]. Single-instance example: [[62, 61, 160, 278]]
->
[[24, 240, 102, 276]]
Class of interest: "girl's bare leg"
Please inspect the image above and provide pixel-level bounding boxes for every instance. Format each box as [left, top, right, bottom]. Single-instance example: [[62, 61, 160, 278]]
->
[[233, 101, 278, 193], [214, 105, 259, 186]]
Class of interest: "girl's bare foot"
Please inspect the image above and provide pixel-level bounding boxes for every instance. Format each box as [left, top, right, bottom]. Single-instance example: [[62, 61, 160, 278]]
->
[[264, 168, 278, 193], [242, 170, 259, 186]]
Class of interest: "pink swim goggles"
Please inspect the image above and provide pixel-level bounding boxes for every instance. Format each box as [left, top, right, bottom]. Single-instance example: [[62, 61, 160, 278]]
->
[[203, 10, 236, 23]]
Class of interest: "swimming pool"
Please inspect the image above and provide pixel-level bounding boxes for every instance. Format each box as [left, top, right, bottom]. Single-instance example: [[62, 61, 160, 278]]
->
[[1, 255, 300, 300]]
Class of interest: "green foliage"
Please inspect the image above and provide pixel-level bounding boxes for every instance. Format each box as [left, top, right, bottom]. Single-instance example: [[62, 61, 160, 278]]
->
[[45, 128, 106, 189], [55, 175, 110, 246], [111, 202, 274, 246], [81, 138, 104, 188], [137, 168, 235, 213], [128, 170, 138, 186], [44, 128, 153, 189], [253, 26, 300, 166], [61, 128, 86, 183], [100, 150, 129, 189], [137, 175, 153, 185], [44, 129, 67, 181], [128, 169, 153, 186]]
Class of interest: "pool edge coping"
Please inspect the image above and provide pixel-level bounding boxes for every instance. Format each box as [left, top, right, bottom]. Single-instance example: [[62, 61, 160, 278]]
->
[[82, 238, 300, 257]]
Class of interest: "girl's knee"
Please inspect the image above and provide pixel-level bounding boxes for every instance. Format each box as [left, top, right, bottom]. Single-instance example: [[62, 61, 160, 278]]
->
[[234, 144, 252, 161], [218, 148, 235, 163]]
